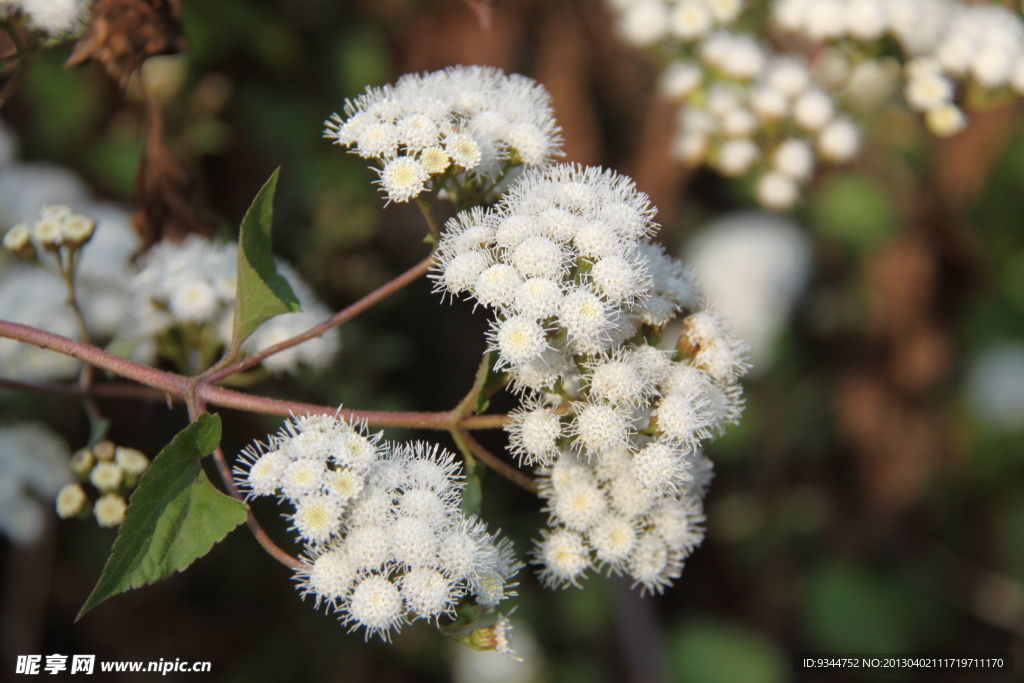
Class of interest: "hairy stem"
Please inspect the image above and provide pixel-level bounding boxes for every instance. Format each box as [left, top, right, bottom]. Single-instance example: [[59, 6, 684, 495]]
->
[[211, 444, 302, 571], [0, 320, 508, 430], [60, 258, 104, 438], [190, 392, 303, 571]]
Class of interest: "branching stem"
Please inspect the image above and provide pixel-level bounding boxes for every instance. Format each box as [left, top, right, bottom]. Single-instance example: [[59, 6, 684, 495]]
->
[[0, 320, 508, 430], [202, 254, 434, 384]]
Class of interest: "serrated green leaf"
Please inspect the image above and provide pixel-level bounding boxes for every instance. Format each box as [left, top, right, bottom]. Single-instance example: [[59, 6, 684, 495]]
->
[[77, 414, 248, 620], [233, 168, 301, 344]]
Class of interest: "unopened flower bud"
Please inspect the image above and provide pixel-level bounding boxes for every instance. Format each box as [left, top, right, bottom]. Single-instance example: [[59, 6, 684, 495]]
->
[[61, 214, 97, 247], [3, 224, 35, 259], [56, 483, 87, 519], [91, 461, 124, 491], [70, 448, 95, 477], [32, 218, 64, 249], [115, 446, 150, 477], [40, 205, 73, 223], [93, 440, 116, 462], [460, 615, 521, 660], [94, 494, 127, 527]]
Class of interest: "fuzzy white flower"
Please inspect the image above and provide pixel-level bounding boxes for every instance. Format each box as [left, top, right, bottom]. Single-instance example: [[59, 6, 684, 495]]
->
[[773, 139, 814, 181], [344, 575, 404, 640], [925, 102, 965, 137], [10, 0, 89, 36], [490, 315, 549, 367], [380, 156, 429, 203], [660, 61, 704, 99], [670, 1, 712, 40], [124, 235, 338, 375], [572, 402, 631, 457], [716, 139, 759, 176], [534, 528, 590, 587], [507, 401, 564, 465], [587, 513, 637, 567]]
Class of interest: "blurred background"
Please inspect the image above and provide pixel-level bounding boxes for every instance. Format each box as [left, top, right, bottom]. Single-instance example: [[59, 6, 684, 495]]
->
[[1, 0, 1024, 681]]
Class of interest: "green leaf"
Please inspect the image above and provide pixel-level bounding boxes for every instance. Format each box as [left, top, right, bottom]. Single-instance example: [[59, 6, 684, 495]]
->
[[77, 414, 248, 620], [233, 168, 301, 345]]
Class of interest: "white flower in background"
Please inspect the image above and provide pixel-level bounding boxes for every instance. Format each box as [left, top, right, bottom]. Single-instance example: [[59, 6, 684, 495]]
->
[[237, 415, 520, 641], [0, 423, 71, 545], [613, 0, 749, 47], [65, 203, 139, 339], [0, 163, 90, 227], [661, 47, 852, 207], [0, 126, 142, 341], [684, 212, 811, 371], [122, 235, 340, 375], [0, 0, 90, 37], [325, 66, 562, 203], [968, 343, 1024, 432], [769, 0, 1024, 142], [0, 265, 83, 381], [606, 0, 1024, 207]]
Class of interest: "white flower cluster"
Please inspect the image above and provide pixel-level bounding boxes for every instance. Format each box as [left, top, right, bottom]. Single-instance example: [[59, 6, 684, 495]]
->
[[0, 264, 84, 381], [604, 0, 858, 210], [774, 0, 1024, 138], [123, 235, 339, 374], [773, 0, 950, 48], [667, 48, 859, 209], [235, 414, 519, 641], [433, 163, 749, 593], [0, 423, 71, 545], [324, 66, 562, 203], [0, 0, 90, 37], [610, 0, 747, 48], [55, 440, 150, 529]]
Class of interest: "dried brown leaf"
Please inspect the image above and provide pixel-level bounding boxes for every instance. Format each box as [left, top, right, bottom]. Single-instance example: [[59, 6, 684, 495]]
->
[[67, 0, 185, 88]]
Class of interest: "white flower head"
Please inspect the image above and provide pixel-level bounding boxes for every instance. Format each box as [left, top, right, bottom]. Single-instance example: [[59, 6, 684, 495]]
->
[[571, 401, 632, 458], [533, 527, 590, 587], [507, 399, 564, 466], [343, 575, 405, 641], [379, 156, 429, 203]]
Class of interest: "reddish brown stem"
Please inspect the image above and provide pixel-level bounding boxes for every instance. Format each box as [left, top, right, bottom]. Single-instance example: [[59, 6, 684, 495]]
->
[[203, 255, 434, 384], [209, 445, 302, 571], [0, 320, 188, 395], [0, 320, 506, 431], [0, 377, 173, 401]]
